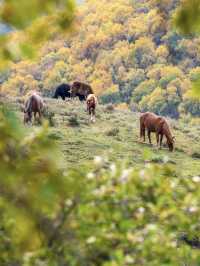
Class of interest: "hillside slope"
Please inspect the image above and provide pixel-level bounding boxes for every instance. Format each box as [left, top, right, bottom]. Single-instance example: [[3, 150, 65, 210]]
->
[[1, 0, 200, 118], [9, 98, 200, 179], [2, 97, 200, 265]]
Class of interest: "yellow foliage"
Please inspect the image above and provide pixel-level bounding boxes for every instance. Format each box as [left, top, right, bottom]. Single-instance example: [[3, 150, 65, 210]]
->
[[156, 45, 169, 58], [1, 74, 38, 96], [160, 66, 183, 78], [116, 103, 129, 110], [127, 15, 148, 38]]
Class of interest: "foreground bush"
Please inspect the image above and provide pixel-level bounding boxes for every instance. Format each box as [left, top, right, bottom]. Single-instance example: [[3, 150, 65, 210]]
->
[[0, 108, 200, 266]]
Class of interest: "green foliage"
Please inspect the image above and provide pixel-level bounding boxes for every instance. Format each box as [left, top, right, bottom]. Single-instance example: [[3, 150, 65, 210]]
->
[[68, 112, 80, 126], [100, 92, 122, 104], [1, 1, 200, 265], [0, 0, 75, 67], [0, 0, 73, 30], [0, 107, 77, 264], [174, 0, 200, 97], [106, 127, 119, 137], [1, 98, 200, 265], [174, 0, 200, 35], [131, 79, 157, 103], [181, 97, 200, 117]]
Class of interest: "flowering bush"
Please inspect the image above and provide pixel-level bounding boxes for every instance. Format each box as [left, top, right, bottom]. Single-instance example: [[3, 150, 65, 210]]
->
[[0, 108, 200, 265]]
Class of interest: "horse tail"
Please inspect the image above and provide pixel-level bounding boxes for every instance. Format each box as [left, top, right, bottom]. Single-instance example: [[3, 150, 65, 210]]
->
[[140, 115, 145, 138], [40, 98, 45, 112], [24, 96, 33, 113]]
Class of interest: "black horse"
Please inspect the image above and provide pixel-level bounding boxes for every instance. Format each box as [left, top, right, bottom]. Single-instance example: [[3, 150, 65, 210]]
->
[[76, 93, 86, 102], [53, 83, 86, 101], [53, 83, 71, 100]]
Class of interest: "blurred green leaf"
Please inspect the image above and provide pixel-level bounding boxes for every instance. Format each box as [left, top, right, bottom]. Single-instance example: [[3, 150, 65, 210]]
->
[[174, 0, 200, 35], [0, 0, 75, 67]]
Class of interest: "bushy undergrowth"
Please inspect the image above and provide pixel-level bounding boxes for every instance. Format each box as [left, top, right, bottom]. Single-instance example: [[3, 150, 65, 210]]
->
[[0, 106, 200, 266]]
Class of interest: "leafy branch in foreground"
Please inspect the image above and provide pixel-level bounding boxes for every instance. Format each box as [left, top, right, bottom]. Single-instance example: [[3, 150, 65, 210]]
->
[[0, 0, 75, 68], [174, 0, 200, 36], [174, 0, 200, 97], [0, 107, 84, 264]]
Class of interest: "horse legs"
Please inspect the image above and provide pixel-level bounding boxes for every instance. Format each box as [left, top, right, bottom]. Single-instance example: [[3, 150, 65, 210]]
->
[[140, 124, 145, 142], [143, 128, 146, 142], [156, 133, 160, 148], [90, 114, 93, 122], [92, 109, 96, 123], [89, 108, 95, 123], [29, 112, 33, 125], [160, 134, 163, 148], [33, 112, 37, 124], [148, 130, 152, 145], [38, 111, 42, 124]]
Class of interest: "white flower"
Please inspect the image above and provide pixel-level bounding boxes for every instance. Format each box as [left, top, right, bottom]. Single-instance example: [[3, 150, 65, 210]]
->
[[145, 163, 152, 169], [120, 169, 131, 183], [63, 171, 68, 177], [92, 185, 107, 197], [139, 170, 145, 178], [65, 199, 73, 207], [163, 155, 169, 163], [146, 224, 157, 231], [92, 189, 100, 196], [170, 181, 177, 189], [138, 207, 145, 214], [23, 252, 34, 262], [171, 241, 177, 248], [192, 176, 200, 183], [137, 236, 144, 243], [125, 255, 135, 264], [188, 206, 198, 213], [110, 163, 117, 176], [86, 236, 96, 244], [111, 223, 116, 229], [87, 172, 95, 180], [94, 156, 103, 166]]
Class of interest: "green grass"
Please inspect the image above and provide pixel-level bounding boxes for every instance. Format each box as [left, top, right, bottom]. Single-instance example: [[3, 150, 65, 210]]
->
[[8, 97, 200, 178]]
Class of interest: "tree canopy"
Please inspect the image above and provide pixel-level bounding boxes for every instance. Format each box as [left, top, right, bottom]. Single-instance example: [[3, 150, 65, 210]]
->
[[1, 0, 200, 117]]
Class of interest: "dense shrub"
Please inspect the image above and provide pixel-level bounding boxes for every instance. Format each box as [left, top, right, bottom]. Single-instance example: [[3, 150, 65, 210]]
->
[[0, 107, 200, 265]]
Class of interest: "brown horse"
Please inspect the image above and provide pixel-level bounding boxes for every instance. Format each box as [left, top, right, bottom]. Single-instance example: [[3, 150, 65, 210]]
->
[[24, 93, 44, 124], [71, 81, 93, 99], [86, 94, 97, 123], [140, 112, 175, 151]]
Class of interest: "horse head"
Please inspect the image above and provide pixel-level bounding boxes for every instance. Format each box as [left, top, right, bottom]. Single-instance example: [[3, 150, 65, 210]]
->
[[24, 112, 32, 124], [167, 136, 175, 152]]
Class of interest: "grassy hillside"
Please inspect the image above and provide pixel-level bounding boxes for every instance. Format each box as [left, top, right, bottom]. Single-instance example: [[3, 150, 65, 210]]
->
[[8, 97, 200, 179], [1, 97, 200, 265]]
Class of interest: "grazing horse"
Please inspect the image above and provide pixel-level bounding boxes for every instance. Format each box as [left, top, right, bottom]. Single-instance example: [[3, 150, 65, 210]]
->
[[140, 112, 175, 151], [86, 94, 97, 123], [71, 81, 93, 100], [24, 93, 44, 124], [76, 93, 86, 102], [53, 83, 71, 100]]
